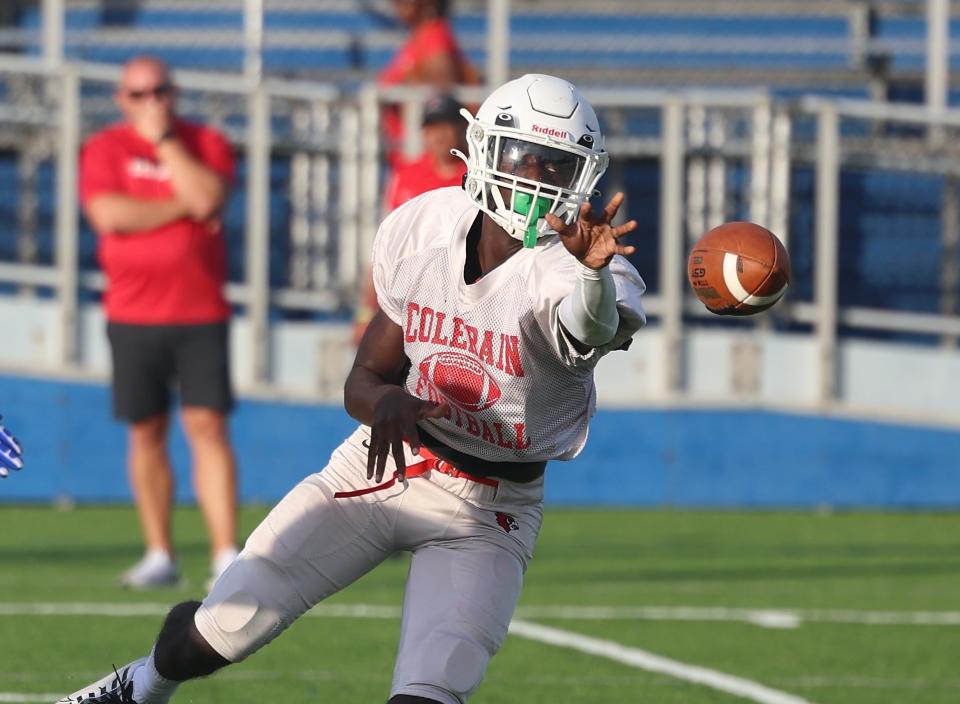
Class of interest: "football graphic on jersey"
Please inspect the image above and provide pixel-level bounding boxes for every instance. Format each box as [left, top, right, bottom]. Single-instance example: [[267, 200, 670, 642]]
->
[[418, 351, 501, 412]]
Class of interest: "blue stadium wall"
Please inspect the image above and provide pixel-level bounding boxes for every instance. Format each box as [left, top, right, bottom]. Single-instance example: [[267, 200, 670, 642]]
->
[[1, 373, 957, 508]]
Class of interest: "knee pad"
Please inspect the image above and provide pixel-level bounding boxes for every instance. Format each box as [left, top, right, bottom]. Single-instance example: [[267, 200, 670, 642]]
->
[[398, 631, 489, 702], [436, 635, 488, 697], [194, 556, 292, 663], [201, 589, 260, 634]]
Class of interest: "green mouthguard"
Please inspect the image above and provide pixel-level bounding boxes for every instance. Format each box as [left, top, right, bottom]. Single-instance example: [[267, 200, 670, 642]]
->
[[512, 192, 552, 248]]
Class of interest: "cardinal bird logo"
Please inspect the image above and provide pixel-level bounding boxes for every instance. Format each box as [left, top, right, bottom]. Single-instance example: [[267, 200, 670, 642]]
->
[[495, 511, 519, 533]]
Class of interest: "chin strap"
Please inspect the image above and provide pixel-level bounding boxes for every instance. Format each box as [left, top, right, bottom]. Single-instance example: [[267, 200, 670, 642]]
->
[[558, 259, 620, 348]]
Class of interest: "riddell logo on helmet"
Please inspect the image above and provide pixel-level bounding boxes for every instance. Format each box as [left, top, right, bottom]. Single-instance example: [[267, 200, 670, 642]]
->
[[531, 124, 569, 139]]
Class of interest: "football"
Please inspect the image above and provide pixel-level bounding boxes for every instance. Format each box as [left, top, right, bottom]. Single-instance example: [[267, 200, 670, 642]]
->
[[687, 222, 791, 316]]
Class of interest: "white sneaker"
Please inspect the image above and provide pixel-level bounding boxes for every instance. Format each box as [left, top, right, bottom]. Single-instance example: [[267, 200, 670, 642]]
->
[[205, 546, 239, 591], [56, 657, 145, 703], [120, 551, 179, 590]]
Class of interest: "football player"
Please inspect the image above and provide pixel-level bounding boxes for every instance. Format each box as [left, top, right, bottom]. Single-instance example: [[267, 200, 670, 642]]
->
[[57, 73, 646, 704]]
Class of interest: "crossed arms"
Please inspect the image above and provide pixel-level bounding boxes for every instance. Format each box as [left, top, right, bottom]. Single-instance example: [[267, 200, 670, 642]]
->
[[83, 137, 229, 235]]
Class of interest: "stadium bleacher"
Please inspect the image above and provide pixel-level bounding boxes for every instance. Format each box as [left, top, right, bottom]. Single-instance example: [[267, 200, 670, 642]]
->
[[4, 0, 950, 91], [0, 0, 956, 329]]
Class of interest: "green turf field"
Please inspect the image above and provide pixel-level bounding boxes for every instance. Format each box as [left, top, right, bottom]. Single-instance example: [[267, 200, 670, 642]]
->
[[1, 506, 958, 703]]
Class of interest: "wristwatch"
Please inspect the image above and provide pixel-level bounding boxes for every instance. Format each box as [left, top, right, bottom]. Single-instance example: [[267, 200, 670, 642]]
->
[[154, 128, 177, 146]]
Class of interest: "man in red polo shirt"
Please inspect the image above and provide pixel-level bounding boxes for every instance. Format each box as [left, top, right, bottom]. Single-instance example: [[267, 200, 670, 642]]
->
[[80, 56, 239, 589], [383, 93, 468, 212]]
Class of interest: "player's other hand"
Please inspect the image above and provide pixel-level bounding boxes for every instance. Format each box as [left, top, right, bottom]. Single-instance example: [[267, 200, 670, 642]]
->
[[0, 415, 24, 479], [546, 191, 637, 270], [367, 389, 448, 483]]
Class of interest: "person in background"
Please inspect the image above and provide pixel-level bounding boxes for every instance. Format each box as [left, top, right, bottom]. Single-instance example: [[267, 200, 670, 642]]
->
[[79, 56, 239, 590], [379, 0, 479, 167], [0, 415, 23, 479], [353, 93, 469, 346], [384, 93, 469, 212]]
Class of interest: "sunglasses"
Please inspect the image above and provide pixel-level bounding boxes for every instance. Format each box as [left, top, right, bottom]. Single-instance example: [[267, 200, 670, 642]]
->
[[125, 83, 173, 101]]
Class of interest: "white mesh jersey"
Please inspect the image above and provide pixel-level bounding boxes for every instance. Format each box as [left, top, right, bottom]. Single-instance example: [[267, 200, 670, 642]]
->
[[372, 187, 646, 465]]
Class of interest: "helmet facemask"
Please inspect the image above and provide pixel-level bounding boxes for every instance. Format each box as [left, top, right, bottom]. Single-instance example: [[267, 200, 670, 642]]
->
[[456, 110, 609, 248]]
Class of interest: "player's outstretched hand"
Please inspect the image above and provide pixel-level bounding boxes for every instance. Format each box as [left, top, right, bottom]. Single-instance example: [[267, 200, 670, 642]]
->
[[546, 191, 637, 270], [367, 389, 449, 483], [0, 415, 24, 479]]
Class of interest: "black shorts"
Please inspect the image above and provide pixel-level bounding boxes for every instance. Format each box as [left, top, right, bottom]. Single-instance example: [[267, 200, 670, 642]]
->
[[107, 321, 234, 423]]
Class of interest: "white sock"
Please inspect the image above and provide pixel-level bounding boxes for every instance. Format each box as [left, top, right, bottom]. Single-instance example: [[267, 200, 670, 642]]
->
[[145, 549, 174, 565], [132, 649, 179, 704]]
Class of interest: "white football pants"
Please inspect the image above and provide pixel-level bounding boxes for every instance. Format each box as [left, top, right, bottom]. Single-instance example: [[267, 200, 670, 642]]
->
[[194, 424, 544, 704]]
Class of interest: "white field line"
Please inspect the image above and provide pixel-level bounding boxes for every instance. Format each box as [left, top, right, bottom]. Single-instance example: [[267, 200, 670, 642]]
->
[[782, 675, 960, 690], [516, 605, 960, 628], [4, 603, 949, 704], [509, 619, 817, 704], [4, 605, 818, 704], [2, 602, 960, 627]]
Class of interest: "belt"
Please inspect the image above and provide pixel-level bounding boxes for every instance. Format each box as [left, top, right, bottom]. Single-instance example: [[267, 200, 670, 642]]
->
[[418, 427, 547, 482], [334, 443, 499, 499]]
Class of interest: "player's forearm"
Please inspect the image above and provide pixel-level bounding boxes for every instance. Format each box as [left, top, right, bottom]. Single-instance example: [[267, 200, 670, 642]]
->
[[156, 139, 228, 221], [343, 365, 406, 426], [558, 260, 620, 348], [85, 194, 190, 234]]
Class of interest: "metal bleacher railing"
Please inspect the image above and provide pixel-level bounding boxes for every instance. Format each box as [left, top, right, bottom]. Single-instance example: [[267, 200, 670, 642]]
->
[[1, 1, 960, 428], [1, 1, 955, 90]]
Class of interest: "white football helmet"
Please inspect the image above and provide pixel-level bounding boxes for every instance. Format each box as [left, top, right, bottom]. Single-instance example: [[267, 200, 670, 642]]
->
[[454, 73, 609, 247]]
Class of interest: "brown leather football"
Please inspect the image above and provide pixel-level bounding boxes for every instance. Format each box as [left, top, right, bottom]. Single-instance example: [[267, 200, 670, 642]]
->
[[688, 222, 791, 316]]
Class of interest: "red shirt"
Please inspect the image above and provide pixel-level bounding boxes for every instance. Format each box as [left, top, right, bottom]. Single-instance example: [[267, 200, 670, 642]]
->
[[384, 153, 467, 212], [80, 120, 234, 324], [378, 18, 476, 167]]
